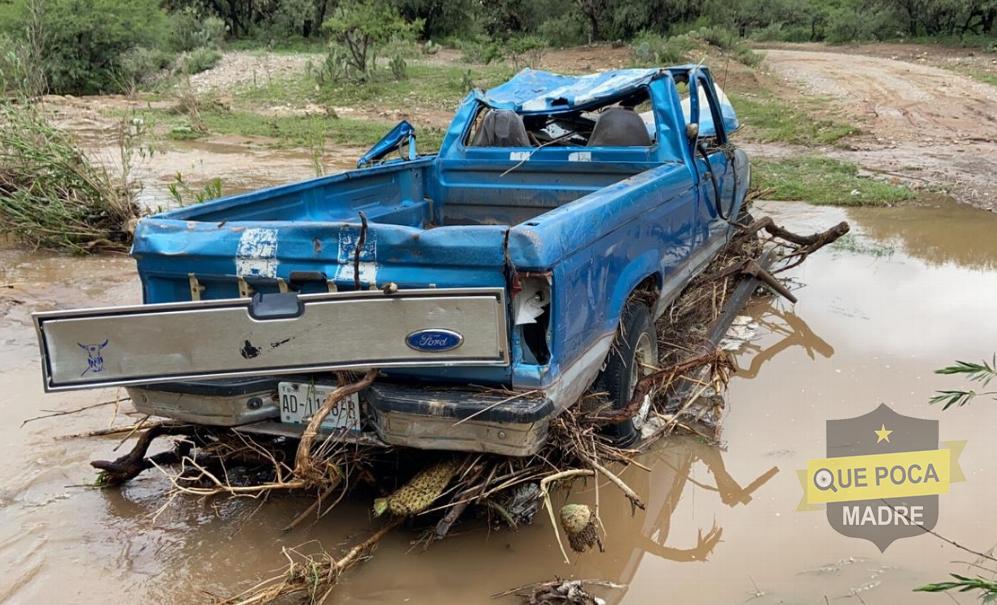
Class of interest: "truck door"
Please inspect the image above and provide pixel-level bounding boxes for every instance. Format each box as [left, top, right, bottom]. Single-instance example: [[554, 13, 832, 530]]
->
[[688, 72, 738, 246]]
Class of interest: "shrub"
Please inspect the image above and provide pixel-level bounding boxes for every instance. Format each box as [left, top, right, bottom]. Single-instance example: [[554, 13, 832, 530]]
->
[[688, 25, 736, 50], [455, 35, 504, 64], [630, 32, 698, 66], [18, 0, 170, 94], [119, 46, 175, 89], [179, 48, 222, 75], [170, 8, 228, 52], [0, 100, 139, 252], [538, 13, 591, 47], [0, 34, 44, 96], [733, 45, 765, 68], [507, 35, 548, 69], [389, 54, 407, 80]]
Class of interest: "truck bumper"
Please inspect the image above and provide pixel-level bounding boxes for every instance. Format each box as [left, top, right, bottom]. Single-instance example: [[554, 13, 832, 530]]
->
[[129, 379, 554, 457], [365, 382, 553, 456], [129, 378, 280, 426]]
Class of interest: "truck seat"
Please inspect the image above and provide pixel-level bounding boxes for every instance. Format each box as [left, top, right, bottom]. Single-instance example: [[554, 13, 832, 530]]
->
[[587, 107, 652, 147], [469, 110, 530, 147]]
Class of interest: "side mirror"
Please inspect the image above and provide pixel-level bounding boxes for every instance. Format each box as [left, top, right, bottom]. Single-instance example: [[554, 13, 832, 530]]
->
[[357, 121, 417, 169]]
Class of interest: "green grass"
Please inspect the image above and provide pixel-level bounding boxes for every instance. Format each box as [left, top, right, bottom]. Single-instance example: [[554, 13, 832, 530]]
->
[[831, 233, 896, 257], [158, 108, 446, 151], [236, 62, 517, 112], [753, 156, 917, 206], [731, 92, 859, 146], [955, 67, 997, 87]]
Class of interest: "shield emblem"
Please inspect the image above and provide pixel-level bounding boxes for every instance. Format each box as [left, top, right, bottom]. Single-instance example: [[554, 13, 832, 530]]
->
[[825, 403, 939, 552]]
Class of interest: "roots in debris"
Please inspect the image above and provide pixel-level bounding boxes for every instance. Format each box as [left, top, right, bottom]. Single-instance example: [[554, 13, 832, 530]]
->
[[82, 204, 848, 604]]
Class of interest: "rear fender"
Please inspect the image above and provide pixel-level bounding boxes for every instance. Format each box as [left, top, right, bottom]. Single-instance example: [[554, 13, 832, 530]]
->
[[606, 252, 661, 335]]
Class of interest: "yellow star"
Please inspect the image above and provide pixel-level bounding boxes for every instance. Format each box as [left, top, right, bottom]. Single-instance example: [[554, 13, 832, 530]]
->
[[875, 424, 892, 443]]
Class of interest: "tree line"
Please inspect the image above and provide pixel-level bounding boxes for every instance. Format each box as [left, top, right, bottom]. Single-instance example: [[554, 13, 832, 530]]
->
[[1, 0, 996, 95]]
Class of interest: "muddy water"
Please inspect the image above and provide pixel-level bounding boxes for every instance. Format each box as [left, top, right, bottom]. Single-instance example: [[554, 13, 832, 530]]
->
[[2, 196, 997, 604], [76, 133, 360, 211]]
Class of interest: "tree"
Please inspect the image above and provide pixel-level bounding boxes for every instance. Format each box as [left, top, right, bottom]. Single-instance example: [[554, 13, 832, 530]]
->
[[323, 0, 420, 82], [574, 0, 608, 41]]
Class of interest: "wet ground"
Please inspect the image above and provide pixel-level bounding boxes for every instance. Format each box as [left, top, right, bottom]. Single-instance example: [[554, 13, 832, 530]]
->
[[762, 49, 997, 211], [2, 194, 996, 604]]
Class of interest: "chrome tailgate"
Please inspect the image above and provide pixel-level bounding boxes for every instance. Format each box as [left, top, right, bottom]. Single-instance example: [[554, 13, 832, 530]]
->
[[34, 288, 508, 392]]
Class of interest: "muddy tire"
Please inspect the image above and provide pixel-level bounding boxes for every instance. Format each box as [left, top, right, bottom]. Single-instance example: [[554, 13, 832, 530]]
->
[[596, 302, 658, 446]]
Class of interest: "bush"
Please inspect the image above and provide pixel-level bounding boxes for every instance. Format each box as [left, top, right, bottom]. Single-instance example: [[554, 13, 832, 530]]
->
[[688, 25, 736, 50], [507, 35, 548, 69], [0, 100, 139, 252], [751, 22, 786, 42], [538, 13, 591, 47], [0, 34, 44, 96], [825, 7, 900, 44], [119, 46, 175, 88], [631, 32, 698, 66], [0, 0, 169, 94], [179, 48, 222, 75], [389, 54, 407, 80], [170, 8, 227, 52], [733, 45, 765, 68], [455, 35, 505, 64]]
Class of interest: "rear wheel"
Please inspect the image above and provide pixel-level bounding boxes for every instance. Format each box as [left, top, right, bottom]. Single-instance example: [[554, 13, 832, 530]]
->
[[596, 302, 658, 446]]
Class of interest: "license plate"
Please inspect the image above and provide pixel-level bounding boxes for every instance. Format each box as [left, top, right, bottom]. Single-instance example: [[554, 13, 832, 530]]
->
[[278, 381, 361, 432]]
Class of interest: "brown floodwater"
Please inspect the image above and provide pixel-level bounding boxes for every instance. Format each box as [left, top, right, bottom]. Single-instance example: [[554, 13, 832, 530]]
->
[[2, 195, 997, 604]]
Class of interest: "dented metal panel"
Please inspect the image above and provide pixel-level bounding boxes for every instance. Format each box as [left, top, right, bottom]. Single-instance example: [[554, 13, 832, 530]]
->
[[34, 288, 509, 392]]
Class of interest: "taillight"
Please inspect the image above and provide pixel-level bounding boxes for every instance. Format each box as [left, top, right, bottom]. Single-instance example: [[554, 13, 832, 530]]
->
[[512, 273, 551, 364]]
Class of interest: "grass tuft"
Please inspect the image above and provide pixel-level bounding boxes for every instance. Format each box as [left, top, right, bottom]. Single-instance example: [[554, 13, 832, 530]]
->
[[731, 92, 859, 146], [752, 156, 916, 206], [0, 100, 139, 253]]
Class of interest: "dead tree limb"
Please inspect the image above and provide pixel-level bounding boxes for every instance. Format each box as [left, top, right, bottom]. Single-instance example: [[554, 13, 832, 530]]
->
[[91, 422, 199, 486]]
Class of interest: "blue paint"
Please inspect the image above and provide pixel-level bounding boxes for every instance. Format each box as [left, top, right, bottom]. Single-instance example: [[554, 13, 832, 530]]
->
[[131, 65, 748, 399], [78, 339, 108, 376], [405, 329, 464, 353]]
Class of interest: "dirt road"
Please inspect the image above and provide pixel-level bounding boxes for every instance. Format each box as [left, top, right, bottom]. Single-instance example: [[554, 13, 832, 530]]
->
[[763, 48, 997, 210]]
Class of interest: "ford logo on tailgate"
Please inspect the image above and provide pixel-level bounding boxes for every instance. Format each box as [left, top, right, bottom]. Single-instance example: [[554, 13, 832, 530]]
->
[[406, 329, 464, 352]]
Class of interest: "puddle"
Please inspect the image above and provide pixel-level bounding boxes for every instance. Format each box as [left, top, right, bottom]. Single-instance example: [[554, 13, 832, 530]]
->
[[1, 199, 996, 604]]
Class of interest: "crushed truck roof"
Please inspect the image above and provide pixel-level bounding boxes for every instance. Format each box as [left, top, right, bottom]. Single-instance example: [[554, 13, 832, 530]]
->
[[478, 68, 663, 114]]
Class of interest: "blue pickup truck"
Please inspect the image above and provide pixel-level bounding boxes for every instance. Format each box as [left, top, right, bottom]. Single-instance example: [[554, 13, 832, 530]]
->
[[33, 65, 748, 456]]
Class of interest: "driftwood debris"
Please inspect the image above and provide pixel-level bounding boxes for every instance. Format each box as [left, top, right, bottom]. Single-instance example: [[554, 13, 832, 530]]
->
[[492, 578, 625, 605]]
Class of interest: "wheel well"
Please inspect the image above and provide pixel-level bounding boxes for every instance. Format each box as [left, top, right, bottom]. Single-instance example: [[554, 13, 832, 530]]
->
[[628, 274, 660, 310]]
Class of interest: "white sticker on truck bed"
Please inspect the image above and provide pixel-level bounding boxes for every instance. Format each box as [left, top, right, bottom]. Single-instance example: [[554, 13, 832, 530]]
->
[[334, 227, 377, 285], [235, 227, 279, 278]]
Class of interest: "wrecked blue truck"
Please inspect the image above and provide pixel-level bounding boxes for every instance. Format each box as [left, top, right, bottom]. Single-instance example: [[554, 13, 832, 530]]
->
[[33, 66, 748, 456]]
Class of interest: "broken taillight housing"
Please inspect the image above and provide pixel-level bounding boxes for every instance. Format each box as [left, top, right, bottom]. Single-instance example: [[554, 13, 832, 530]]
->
[[511, 273, 551, 365]]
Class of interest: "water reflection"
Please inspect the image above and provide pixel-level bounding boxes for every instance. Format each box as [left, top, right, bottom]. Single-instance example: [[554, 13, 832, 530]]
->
[[847, 195, 997, 271], [587, 438, 779, 603], [736, 305, 834, 379]]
